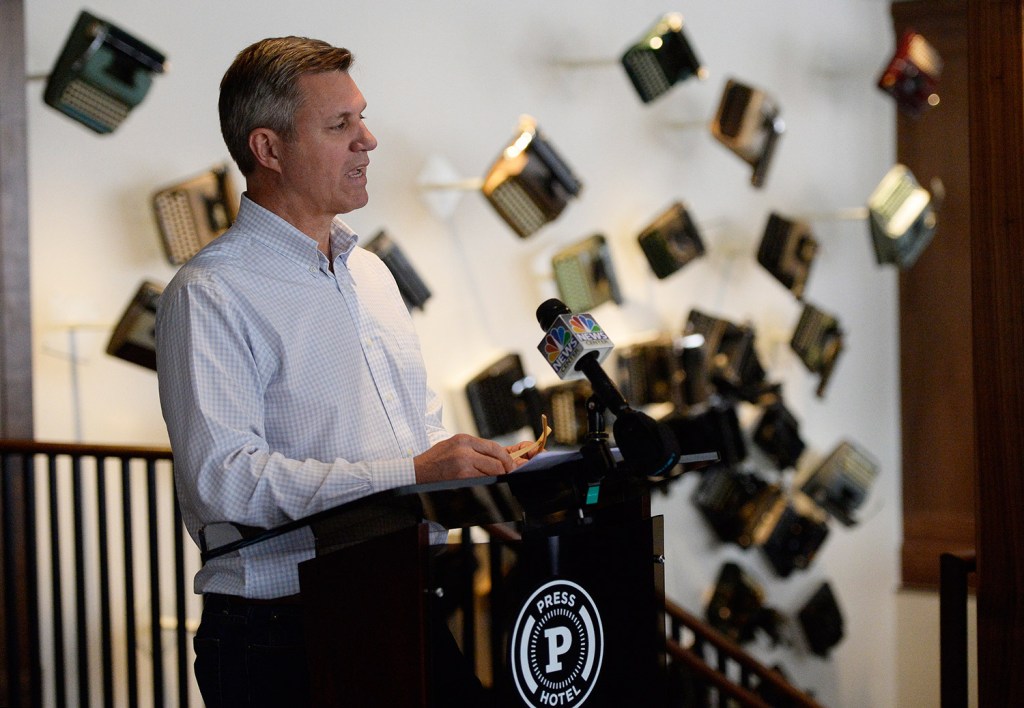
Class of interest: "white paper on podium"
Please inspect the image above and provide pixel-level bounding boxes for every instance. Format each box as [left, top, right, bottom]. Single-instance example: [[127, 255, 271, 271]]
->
[[512, 448, 623, 474]]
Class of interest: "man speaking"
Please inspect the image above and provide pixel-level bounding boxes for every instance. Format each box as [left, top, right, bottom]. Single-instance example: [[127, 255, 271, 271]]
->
[[156, 35, 538, 707]]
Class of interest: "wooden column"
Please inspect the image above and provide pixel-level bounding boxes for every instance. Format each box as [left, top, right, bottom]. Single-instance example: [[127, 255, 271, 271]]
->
[[0, 0, 33, 438], [967, 2, 1024, 705], [893, 0, 975, 589], [0, 0, 35, 705]]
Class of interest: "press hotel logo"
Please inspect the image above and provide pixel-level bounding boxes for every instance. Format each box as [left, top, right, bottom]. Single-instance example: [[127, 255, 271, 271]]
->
[[510, 579, 604, 707]]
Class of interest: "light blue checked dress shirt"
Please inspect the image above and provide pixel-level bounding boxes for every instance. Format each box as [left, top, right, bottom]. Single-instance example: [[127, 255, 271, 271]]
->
[[156, 195, 450, 598]]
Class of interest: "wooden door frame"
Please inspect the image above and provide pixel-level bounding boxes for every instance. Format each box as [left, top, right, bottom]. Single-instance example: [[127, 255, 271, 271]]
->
[[967, 2, 1024, 705]]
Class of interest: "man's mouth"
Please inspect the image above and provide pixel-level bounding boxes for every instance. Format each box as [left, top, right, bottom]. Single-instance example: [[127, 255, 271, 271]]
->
[[348, 165, 367, 178]]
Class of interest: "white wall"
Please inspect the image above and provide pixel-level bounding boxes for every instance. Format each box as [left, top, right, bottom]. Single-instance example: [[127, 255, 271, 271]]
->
[[24, 1, 912, 705], [896, 590, 978, 708]]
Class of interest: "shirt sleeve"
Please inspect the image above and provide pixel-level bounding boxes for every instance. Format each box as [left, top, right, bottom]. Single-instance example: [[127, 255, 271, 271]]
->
[[156, 277, 417, 536], [424, 383, 452, 447]]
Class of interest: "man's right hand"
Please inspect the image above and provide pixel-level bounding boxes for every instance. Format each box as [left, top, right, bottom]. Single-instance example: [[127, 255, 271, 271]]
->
[[413, 434, 516, 483]]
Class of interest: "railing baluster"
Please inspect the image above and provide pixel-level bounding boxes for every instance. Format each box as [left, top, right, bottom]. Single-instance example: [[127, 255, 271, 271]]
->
[[121, 457, 139, 708], [147, 460, 165, 708], [716, 640, 729, 685], [96, 457, 114, 708], [459, 530, 476, 667], [48, 455, 67, 708], [692, 636, 708, 706], [173, 489, 189, 708], [2, 454, 24, 708], [72, 455, 90, 706], [23, 454, 42, 707], [940, 550, 976, 708], [487, 538, 505, 691]]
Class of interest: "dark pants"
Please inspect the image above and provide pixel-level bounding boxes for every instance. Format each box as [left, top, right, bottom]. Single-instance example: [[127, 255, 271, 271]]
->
[[194, 593, 486, 707], [194, 594, 310, 708]]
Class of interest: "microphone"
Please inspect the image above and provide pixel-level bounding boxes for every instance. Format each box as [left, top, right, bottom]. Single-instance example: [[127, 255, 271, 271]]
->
[[536, 299, 622, 409], [535, 298, 680, 476]]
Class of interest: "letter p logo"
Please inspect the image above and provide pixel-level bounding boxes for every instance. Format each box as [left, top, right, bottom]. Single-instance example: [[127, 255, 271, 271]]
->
[[544, 627, 573, 672]]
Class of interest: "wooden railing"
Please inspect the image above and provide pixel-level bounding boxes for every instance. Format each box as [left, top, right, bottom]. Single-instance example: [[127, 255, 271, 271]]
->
[[0, 440, 196, 708], [664, 598, 825, 708]]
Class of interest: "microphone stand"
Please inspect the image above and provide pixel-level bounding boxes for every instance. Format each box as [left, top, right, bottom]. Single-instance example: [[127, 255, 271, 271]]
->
[[580, 395, 617, 485], [512, 395, 617, 534], [571, 396, 656, 527]]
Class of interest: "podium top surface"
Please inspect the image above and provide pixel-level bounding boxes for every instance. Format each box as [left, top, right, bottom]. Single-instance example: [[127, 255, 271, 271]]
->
[[200, 449, 718, 561]]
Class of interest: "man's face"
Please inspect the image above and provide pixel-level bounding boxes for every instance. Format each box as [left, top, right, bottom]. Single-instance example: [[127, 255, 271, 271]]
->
[[277, 70, 377, 217]]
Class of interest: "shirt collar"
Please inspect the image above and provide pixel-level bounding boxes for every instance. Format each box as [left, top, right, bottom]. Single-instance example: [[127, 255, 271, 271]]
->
[[235, 194, 360, 270], [330, 216, 359, 267]]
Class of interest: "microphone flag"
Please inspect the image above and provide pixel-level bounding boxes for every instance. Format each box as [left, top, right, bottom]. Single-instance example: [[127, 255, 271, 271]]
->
[[537, 312, 614, 382]]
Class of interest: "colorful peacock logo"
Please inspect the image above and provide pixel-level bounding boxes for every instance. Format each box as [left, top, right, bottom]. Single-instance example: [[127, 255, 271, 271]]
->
[[570, 314, 601, 333], [543, 325, 571, 363]]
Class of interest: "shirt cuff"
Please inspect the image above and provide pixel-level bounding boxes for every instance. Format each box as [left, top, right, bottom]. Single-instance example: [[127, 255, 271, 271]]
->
[[368, 456, 418, 493]]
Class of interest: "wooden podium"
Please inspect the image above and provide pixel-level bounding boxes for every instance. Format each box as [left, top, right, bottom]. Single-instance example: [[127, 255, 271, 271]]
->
[[204, 450, 715, 707]]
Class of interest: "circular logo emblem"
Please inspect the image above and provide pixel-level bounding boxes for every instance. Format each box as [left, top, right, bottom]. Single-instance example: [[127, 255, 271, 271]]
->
[[510, 579, 604, 707]]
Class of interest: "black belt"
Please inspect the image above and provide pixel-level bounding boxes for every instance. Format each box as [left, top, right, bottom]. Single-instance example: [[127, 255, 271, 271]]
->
[[204, 592, 303, 608]]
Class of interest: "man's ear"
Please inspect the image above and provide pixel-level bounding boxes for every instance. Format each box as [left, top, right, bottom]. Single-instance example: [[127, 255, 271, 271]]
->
[[248, 128, 284, 173]]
